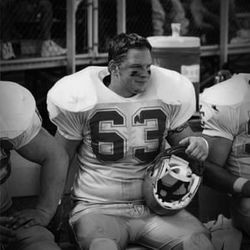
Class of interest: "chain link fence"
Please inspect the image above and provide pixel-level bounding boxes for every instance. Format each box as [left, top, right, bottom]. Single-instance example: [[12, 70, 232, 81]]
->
[[0, 0, 250, 136], [0, 0, 67, 59], [1, 0, 250, 61]]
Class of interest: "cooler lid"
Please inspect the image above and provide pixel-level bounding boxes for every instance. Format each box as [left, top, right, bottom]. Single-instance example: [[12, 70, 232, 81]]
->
[[147, 36, 200, 48]]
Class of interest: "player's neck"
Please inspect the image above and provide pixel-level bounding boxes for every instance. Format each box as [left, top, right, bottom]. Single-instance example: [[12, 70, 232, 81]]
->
[[108, 78, 135, 98]]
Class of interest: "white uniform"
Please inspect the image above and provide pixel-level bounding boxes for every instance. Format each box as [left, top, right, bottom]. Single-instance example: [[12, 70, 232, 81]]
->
[[0, 81, 41, 212], [0, 81, 62, 250], [48, 65, 195, 204], [200, 74, 250, 178], [47, 66, 215, 250]]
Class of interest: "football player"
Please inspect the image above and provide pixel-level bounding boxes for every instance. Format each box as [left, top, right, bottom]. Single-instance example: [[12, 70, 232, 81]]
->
[[200, 73, 250, 236], [47, 33, 214, 250], [0, 81, 68, 250]]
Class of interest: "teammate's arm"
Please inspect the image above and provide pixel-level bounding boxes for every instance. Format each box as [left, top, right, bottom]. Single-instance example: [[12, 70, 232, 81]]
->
[[12, 128, 68, 228], [203, 135, 250, 197]]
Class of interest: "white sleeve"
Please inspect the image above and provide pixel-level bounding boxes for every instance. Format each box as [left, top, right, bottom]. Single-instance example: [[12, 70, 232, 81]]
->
[[46, 72, 97, 140], [170, 74, 196, 129], [13, 109, 42, 149], [200, 102, 237, 141], [47, 100, 84, 140], [152, 66, 196, 130]]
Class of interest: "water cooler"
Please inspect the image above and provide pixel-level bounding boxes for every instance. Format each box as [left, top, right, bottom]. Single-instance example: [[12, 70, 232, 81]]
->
[[147, 31, 201, 111]]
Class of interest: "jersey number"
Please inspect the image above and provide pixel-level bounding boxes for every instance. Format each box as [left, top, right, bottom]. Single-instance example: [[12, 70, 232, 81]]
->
[[237, 115, 250, 157], [245, 116, 250, 154], [89, 109, 166, 162]]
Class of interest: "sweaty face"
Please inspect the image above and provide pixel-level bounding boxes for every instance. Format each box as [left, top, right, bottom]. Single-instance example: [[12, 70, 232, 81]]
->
[[117, 48, 152, 97]]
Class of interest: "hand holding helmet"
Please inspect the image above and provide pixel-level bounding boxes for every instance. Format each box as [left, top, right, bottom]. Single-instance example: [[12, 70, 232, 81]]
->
[[143, 146, 202, 216]]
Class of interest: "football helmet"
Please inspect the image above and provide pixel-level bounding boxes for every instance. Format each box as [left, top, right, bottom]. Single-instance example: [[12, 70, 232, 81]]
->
[[143, 146, 202, 215]]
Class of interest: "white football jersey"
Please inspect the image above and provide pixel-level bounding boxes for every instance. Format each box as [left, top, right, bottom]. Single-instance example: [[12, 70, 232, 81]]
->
[[200, 74, 250, 178], [47, 65, 195, 203], [0, 81, 42, 211]]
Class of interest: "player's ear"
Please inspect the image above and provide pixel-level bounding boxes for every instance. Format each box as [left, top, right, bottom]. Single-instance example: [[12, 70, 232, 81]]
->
[[108, 60, 119, 75]]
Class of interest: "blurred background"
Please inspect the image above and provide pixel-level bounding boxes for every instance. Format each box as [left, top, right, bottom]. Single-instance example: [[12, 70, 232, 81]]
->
[[1, 0, 249, 134], [0, 0, 249, 141]]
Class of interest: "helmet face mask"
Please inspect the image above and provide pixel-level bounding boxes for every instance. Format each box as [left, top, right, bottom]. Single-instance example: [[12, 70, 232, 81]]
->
[[143, 146, 201, 215]]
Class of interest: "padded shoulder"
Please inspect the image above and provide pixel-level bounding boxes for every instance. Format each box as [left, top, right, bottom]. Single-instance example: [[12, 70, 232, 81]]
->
[[201, 73, 250, 106], [151, 65, 196, 107], [0, 81, 36, 138], [47, 66, 107, 112]]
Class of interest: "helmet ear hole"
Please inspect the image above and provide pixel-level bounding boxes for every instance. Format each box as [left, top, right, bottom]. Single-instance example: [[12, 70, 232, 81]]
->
[[143, 146, 202, 216], [172, 168, 180, 174]]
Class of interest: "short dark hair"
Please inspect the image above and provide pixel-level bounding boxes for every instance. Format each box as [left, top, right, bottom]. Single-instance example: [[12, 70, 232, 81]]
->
[[108, 33, 152, 64]]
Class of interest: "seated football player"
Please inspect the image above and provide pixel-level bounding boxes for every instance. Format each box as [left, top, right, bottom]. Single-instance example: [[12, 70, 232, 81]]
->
[[0, 81, 68, 250], [200, 73, 250, 236], [47, 33, 215, 250]]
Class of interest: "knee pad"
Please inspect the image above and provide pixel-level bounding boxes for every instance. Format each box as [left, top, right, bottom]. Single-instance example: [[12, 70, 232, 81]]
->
[[89, 238, 119, 250]]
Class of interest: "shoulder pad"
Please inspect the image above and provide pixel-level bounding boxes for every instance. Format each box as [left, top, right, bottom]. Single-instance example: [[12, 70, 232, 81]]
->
[[151, 66, 195, 107], [0, 81, 36, 138], [201, 73, 250, 106], [47, 66, 106, 112]]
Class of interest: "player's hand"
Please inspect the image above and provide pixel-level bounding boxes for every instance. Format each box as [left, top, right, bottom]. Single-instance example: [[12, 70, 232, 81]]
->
[[179, 136, 209, 161], [11, 209, 51, 229], [0, 216, 16, 244]]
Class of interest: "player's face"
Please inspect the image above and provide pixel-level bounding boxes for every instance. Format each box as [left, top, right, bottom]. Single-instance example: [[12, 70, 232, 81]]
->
[[118, 48, 152, 97]]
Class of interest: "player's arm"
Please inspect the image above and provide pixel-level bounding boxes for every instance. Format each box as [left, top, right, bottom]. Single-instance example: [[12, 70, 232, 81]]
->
[[54, 130, 81, 195], [166, 122, 209, 161], [13, 128, 68, 227], [203, 135, 250, 197], [55, 130, 81, 165]]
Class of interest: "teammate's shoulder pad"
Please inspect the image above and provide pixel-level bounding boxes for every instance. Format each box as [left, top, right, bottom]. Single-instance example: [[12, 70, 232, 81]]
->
[[0, 81, 36, 138], [201, 73, 250, 106]]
